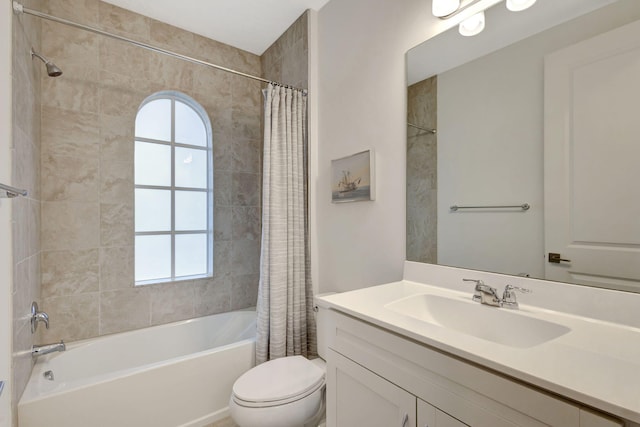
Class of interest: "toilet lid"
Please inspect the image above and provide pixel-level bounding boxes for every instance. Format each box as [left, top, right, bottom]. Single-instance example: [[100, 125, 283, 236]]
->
[[232, 356, 325, 405]]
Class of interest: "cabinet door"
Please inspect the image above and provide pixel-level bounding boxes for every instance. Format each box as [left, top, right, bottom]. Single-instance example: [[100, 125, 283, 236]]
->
[[327, 349, 416, 427], [418, 399, 468, 427]]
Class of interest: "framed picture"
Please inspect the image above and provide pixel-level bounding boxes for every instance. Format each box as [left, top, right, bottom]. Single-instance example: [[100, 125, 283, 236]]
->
[[331, 149, 375, 203]]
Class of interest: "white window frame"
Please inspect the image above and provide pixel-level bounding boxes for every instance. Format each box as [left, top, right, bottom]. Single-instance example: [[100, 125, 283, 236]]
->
[[134, 91, 214, 285]]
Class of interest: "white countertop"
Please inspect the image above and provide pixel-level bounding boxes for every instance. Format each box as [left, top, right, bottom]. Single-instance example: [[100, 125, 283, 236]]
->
[[317, 280, 640, 423]]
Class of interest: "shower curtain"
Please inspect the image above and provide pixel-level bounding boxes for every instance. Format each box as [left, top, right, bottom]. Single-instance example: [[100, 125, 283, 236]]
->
[[256, 84, 316, 364]]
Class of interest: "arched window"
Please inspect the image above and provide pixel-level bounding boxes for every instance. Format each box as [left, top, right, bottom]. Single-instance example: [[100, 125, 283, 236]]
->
[[134, 91, 213, 285]]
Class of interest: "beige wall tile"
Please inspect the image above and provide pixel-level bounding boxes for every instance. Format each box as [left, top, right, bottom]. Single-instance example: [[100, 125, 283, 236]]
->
[[44, 0, 99, 24], [12, 1, 43, 412], [232, 207, 261, 241], [38, 0, 268, 343], [41, 153, 100, 202], [231, 104, 261, 140], [214, 206, 232, 241], [231, 274, 259, 310], [41, 106, 100, 159], [42, 249, 99, 297], [232, 138, 261, 173], [231, 173, 260, 207], [100, 160, 133, 204], [41, 77, 100, 113], [40, 293, 100, 342], [42, 202, 100, 251], [231, 239, 260, 276], [100, 203, 133, 247], [97, 1, 151, 41], [407, 76, 437, 264], [100, 246, 134, 290], [150, 282, 195, 325], [100, 288, 150, 335], [193, 276, 231, 317]]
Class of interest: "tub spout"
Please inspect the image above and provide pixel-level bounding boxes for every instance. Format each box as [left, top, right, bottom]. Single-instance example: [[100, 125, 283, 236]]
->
[[32, 340, 65, 358]]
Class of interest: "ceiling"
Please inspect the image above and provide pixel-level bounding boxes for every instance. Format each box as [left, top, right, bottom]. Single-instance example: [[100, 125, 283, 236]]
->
[[102, 0, 332, 55]]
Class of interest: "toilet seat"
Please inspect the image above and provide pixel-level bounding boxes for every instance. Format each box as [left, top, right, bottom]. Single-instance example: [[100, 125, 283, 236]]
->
[[232, 356, 325, 408]]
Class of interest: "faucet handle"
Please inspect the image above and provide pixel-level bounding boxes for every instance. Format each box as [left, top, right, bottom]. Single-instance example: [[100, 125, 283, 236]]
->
[[30, 302, 49, 333], [463, 278, 484, 303], [502, 285, 532, 309]]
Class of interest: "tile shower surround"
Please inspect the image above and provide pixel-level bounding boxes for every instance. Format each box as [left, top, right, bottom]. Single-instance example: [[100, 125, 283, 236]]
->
[[407, 76, 437, 264], [34, 0, 303, 344], [12, 0, 44, 423]]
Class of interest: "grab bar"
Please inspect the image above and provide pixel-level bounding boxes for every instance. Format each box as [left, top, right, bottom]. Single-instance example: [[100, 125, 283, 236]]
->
[[0, 182, 28, 198], [450, 203, 530, 211], [407, 122, 437, 134]]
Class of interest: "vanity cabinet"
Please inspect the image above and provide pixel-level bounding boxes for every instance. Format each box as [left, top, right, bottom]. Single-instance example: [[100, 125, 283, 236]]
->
[[325, 310, 624, 427], [419, 400, 468, 427], [329, 349, 416, 426]]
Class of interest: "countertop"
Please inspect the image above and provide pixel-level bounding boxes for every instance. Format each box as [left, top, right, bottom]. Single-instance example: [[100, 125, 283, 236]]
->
[[317, 280, 640, 423]]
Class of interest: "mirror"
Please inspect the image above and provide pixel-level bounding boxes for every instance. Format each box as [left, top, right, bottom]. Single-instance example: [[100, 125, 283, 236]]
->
[[406, 0, 640, 292]]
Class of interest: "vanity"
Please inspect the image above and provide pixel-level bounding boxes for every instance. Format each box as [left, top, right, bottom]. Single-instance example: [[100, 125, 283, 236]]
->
[[317, 262, 640, 427]]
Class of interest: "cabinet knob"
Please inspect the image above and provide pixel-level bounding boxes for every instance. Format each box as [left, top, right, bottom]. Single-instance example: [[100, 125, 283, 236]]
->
[[401, 413, 409, 427]]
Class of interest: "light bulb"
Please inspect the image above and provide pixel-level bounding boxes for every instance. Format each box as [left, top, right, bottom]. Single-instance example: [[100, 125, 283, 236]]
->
[[459, 11, 485, 37], [432, 0, 461, 17], [506, 0, 537, 12]]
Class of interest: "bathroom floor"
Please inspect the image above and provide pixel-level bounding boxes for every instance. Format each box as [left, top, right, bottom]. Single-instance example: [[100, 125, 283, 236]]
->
[[207, 418, 238, 427]]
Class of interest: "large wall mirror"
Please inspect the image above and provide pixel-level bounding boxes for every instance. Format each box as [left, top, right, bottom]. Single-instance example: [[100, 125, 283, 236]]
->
[[406, 0, 640, 292]]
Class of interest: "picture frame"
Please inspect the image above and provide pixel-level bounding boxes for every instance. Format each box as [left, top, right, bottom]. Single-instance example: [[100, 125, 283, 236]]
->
[[331, 149, 375, 203]]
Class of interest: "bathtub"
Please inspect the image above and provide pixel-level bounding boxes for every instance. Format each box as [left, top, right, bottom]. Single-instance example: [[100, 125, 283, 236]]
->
[[18, 309, 256, 427]]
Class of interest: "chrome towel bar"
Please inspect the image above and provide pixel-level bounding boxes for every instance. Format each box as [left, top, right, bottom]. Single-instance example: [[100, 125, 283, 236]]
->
[[450, 203, 530, 211], [0, 182, 28, 198]]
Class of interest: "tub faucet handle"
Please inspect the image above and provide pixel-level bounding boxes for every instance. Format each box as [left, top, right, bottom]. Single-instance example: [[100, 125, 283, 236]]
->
[[31, 302, 49, 333]]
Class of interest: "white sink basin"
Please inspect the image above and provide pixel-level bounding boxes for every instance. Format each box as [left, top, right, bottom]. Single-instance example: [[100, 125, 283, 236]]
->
[[385, 294, 570, 348]]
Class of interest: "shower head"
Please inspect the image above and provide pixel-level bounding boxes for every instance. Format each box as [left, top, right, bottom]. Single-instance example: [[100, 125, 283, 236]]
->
[[30, 48, 63, 77]]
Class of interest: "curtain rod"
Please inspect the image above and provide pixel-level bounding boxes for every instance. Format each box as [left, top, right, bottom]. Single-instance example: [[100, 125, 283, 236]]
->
[[12, 1, 306, 92]]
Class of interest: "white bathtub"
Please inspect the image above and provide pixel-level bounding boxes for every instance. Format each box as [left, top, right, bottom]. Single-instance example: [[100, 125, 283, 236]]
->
[[18, 310, 256, 427]]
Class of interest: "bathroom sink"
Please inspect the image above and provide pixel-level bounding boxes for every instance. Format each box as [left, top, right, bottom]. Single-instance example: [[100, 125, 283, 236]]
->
[[385, 294, 570, 348]]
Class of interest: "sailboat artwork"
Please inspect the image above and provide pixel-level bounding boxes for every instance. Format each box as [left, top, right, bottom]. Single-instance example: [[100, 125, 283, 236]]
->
[[331, 150, 375, 203]]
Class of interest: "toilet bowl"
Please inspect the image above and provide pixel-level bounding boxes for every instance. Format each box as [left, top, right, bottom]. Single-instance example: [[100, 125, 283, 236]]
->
[[229, 356, 326, 427], [229, 297, 332, 427]]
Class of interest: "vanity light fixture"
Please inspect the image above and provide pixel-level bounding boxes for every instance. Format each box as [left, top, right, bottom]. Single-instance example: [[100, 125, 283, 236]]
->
[[459, 11, 485, 36], [432, 0, 461, 17], [505, 0, 536, 12], [432, 0, 537, 37]]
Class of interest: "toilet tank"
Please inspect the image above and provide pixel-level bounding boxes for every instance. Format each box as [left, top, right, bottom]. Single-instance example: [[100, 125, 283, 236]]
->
[[314, 293, 336, 360]]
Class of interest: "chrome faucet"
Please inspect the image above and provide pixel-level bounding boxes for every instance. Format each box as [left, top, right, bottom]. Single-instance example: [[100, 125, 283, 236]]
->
[[463, 279, 501, 306], [463, 279, 531, 308], [32, 340, 65, 358], [501, 285, 532, 309], [30, 301, 49, 333]]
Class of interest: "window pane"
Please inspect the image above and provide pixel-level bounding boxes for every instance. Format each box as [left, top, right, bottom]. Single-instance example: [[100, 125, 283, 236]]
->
[[175, 101, 207, 147], [135, 141, 171, 186], [136, 235, 171, 282], [135, 189, 171, 232], [135, 99, 172, 141], [175, 147, 208, 189], [175, 191, 207, 231], [175, 234, 207, 277]]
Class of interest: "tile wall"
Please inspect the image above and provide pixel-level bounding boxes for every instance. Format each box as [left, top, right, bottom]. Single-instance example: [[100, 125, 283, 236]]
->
[[262, 11, 309, 90], [38, 0, 263, 343], [407, 76, 437, 264], [11, 0, 43, 423]]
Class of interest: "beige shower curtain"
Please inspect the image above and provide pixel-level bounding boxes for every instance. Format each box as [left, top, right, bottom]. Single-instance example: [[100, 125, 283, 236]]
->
[[256, 84, 316, 364]]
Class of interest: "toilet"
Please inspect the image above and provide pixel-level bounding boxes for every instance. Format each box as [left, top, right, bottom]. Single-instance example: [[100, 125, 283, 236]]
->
[[229, 300, 331, 427]]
